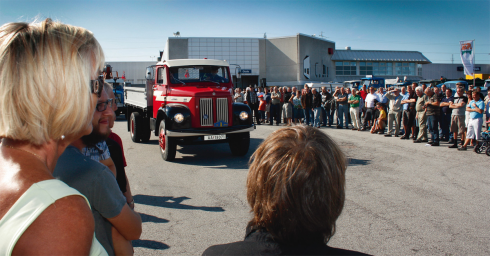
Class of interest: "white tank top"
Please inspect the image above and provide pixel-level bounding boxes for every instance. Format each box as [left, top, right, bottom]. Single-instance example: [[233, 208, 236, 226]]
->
[[0, 179, 108, 255]]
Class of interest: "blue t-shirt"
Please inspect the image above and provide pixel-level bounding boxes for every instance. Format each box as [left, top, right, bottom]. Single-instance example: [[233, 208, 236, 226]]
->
[[377, 92, 388, 104], [264, 93, 271, 104], [402, 93, 410, 111], [469, 99, 485, 119]]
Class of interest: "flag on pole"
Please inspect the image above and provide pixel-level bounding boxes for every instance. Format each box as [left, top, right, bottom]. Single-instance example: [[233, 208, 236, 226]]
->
[[460, 40, 475, 75]]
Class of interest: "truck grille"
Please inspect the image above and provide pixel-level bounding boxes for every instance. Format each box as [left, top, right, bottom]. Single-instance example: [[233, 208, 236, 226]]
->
[[199, 98, 229, 127], [216, 98, 228, 124], [200, 98, 213, 126]]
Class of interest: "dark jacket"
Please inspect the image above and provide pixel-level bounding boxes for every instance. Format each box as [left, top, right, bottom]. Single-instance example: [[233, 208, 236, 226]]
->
[[301, 91, 313, 109], [312, 92, 322, 108], [202, 226, 369, 256]]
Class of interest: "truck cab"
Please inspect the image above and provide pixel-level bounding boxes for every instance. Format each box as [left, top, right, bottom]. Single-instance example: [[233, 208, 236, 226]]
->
[[105, 78, 125, 117], [343, 80, 361, 90], [125, 59, 254, 161], [360, 76, 385, 90]]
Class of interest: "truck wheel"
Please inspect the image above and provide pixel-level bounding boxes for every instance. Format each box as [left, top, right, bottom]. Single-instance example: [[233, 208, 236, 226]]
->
[[130, 112, 142, 142], [140, 117, 151, 143], [159, 120, 176, 161], [228, 132, 250, 156]]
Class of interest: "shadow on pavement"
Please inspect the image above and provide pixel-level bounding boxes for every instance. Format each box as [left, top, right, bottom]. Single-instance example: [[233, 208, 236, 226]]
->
[[152, 137, 263, 169], [133, 239, 169, 250], [134, 194, 225, 212], [140, 213, 169, 223], [348, 158, 371, 166]]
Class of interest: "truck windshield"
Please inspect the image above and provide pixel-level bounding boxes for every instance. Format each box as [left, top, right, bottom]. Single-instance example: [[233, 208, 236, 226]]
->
[[169, 65, 229, 85], [362, 80, 372, 86]]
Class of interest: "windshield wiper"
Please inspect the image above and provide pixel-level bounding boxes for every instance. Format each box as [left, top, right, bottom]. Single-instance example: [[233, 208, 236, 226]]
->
[[170, 74, 186, 85]]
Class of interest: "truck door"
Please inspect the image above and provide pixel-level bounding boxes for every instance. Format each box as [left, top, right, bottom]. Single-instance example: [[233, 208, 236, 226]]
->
[[153, 66, 172, 119]]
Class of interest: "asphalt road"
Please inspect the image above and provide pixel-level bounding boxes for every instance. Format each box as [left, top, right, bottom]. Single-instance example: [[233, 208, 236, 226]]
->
[[112, 116, 490, 256]]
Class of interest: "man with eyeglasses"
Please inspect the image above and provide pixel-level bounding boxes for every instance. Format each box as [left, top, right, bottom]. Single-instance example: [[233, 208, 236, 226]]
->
[[54, 83, 142, 255]]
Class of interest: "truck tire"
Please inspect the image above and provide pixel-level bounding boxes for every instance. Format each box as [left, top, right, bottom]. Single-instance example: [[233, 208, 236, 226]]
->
[[130, 112, 142, 142], [228, 132, 250, 156], [140, 117, 151, 143], [159, 120, 176, 161]]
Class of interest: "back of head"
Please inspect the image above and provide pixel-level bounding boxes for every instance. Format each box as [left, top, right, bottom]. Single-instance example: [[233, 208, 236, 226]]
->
[[0, 19, 105, 145], [247, 126, 346, 244]]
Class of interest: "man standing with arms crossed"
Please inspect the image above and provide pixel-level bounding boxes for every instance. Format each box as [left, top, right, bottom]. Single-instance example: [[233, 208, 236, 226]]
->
[[414, 87, 428, 143], [448, 86, 467, 148], [424, 87, 441, 146], [400, 84, 417, 139], [348, 89, 362, 130], [334, 87, 349, 129], [270, 86, 281, 126], [361, 87, 378, 131]]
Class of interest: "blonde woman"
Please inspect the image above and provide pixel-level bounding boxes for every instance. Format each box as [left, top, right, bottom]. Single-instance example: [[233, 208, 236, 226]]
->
[[0, 19, 107, 255]]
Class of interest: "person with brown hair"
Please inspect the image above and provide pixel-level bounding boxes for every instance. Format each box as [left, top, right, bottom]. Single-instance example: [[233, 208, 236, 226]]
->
[[202, 126, 367, 255]]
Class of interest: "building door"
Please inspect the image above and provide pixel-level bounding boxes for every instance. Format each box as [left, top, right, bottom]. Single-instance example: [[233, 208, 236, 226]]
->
[[240, 75, 259, 89]]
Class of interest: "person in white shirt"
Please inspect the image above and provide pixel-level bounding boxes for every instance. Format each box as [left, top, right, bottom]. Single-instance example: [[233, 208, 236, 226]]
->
[[361, 87, 379, 130], [234, 88, 244, 103]]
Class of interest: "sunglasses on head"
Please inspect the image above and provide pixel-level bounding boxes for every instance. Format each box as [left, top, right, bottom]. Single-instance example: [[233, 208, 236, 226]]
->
[[91, 74, 104, 97]]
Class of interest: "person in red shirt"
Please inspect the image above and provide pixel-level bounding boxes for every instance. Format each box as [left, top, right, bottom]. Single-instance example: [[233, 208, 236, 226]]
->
[[359, 84, 368, 100], [258, 95, 266, 123]]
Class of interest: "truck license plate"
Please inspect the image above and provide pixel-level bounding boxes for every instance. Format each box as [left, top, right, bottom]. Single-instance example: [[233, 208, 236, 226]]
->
[[204, 135, 226, 141]]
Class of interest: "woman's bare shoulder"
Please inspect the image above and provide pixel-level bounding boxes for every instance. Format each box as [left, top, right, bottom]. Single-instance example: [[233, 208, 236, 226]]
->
[[13, 195, 95, 255]]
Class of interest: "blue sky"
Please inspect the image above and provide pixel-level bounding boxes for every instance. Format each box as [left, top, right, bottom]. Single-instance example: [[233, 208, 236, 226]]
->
[[1, 0, 489, 63]]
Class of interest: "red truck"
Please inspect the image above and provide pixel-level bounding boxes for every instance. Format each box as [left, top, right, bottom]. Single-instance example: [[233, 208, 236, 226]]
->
[[125, 59, 254, 161]]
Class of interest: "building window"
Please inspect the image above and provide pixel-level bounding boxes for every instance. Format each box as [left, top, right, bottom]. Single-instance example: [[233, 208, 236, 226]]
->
[[395, 62, 415, 76], [417, 64, 422, 76], [336, 61, 356, 76], [409, 63, 416, 76], [395, 62, 402, 75], [360, 62, 373, 76], [387, 63, 393, 75]]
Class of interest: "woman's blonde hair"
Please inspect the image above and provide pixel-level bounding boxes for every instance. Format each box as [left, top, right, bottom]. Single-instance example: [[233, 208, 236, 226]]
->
[[0, 19, 105, 145], [247, 125, 347, 244]]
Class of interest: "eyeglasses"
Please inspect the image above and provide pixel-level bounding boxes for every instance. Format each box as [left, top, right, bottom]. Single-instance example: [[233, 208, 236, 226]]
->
[[96, 98, 114, 112], [91, 75, 104, 97]]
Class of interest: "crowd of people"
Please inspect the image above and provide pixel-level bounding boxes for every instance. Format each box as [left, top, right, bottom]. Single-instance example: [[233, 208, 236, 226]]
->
[[237, 82, 490, 151], [3, 19, 486, 256]]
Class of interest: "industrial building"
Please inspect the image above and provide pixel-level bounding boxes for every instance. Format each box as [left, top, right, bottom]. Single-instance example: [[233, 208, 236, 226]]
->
[[104, 33, 489, 87]]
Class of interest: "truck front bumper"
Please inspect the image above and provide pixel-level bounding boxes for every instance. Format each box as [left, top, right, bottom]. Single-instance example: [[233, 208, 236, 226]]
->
[[166, 125, 255, 137]]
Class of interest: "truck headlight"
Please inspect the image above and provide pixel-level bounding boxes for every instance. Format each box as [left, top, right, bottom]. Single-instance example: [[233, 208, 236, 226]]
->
[[174, 113, 184, 123], [239, 111, 248, 120]]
